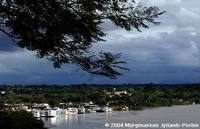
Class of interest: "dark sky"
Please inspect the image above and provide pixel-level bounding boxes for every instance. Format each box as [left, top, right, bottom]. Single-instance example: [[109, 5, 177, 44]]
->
[[1, 0, 200, 84]]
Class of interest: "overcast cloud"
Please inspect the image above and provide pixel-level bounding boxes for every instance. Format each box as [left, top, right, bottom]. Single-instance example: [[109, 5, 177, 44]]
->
[[0, 0, 200, 84]]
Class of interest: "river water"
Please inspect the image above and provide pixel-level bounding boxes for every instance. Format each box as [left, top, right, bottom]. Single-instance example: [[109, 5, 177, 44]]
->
[[42, 105, 200, 129]]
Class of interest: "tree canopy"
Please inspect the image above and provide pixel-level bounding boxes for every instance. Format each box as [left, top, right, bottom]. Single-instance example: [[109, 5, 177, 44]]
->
[[0, 111, 47, 129], [0, 0, 164, 78]]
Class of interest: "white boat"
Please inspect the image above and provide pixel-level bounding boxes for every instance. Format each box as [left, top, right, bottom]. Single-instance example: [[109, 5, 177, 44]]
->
[[61, 109, 68, 115], [78, 106, 86, 114], [86, 108, 96, 113], [32, 109, 40, 118], [103, 107, 112, 113], [67, 108, 78, 115], [40, 110, 48, 117], [96, 107, 112, 113], [47, 108, 61, 117], [86, 104, 100, 113]]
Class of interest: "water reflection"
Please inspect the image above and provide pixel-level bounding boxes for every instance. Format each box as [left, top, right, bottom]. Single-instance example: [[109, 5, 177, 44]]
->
[[42, 105, 200, 129]]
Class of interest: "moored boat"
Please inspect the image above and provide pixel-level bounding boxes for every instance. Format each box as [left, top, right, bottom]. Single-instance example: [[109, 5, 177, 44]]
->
[[40, 109, 48, 117], [78, 106, 86, 114], [32, 109, 41, 118], [96, 107, 112, 113], [103, 107, 112, 113], [67, 107, 78, 115], [47, 107, 61, 117]]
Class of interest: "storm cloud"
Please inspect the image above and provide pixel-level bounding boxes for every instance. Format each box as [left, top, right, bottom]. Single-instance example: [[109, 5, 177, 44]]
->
[[0, 33, 19, 52], [0, 0, 200, 84]]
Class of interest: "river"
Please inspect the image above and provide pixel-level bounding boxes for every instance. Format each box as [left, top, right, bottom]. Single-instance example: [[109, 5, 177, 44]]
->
[[42, 105, 200, 129]]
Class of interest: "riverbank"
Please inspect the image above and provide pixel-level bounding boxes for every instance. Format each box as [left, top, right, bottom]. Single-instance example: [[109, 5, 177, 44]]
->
[[1, 85, 200, 111]]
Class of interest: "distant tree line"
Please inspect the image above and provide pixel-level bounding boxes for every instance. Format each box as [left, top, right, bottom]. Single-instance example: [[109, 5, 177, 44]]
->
[[1, 84, 200, 110]]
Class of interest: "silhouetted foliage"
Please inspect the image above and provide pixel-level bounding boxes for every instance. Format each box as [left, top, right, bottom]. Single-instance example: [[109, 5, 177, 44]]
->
[[0, 0, 164, 78], [0, 111, 47, 129], [0, 100, 4, 110]]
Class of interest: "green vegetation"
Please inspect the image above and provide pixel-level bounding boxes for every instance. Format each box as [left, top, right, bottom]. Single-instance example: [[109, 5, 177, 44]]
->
[[0, 111, 47, 129], [0, 84, 199, 129], [1, 84, 200, 110]]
